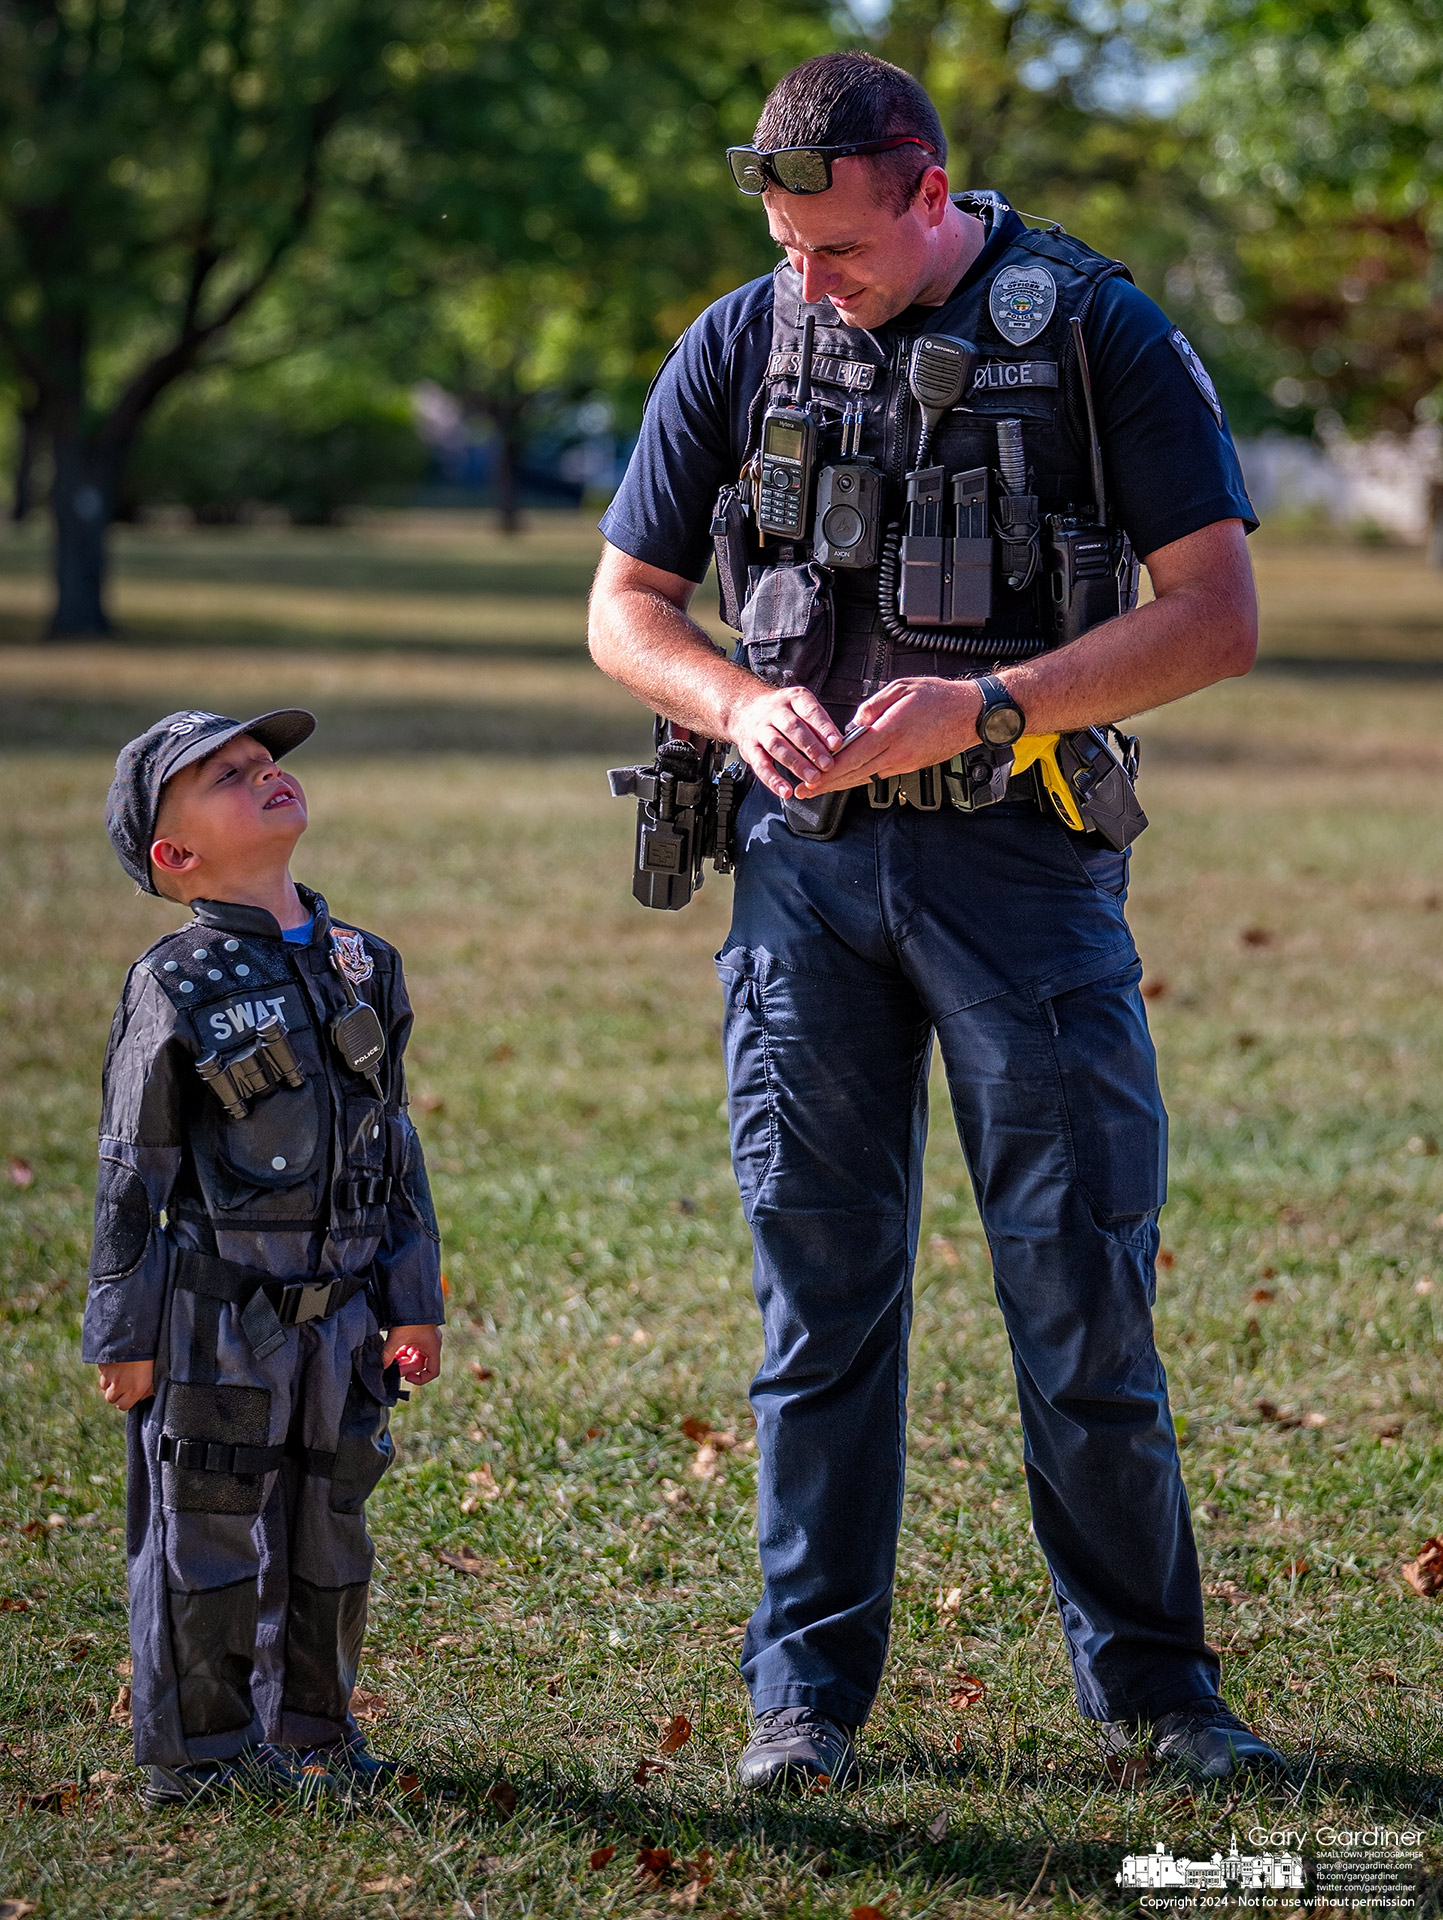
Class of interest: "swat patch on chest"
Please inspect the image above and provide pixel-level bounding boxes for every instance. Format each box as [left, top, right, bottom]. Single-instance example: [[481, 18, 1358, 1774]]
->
[[199, 985, 308, 1049], [971, 359, 1059, 393], [766, 350, 877, 393], [1168, 328, 1224, 426], [988, 266, 1058, 346]]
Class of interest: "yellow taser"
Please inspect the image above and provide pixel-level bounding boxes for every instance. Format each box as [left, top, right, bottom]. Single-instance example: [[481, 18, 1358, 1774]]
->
[[1008, 734, 1085, 832]]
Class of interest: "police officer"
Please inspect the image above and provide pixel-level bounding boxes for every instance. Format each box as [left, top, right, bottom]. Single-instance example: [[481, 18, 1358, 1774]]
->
[[589, 51, 1284, 1789]]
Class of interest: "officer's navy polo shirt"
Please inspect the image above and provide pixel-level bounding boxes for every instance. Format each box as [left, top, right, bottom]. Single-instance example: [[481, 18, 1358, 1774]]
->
[[600, 202, 1256, 583]]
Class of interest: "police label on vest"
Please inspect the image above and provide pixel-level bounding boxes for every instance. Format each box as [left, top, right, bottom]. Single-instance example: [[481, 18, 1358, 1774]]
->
[[988, 267, 1057, 346], [972, 359, 1059, 392], [205, 988, 304, 1045]]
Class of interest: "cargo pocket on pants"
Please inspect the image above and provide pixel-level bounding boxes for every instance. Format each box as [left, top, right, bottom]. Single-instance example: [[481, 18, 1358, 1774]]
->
[[1040, 960, 1167, 1233], [329, 1336, 396, 1516], [716, 946, 778, 1212], [160, 1383, 275, 1516]]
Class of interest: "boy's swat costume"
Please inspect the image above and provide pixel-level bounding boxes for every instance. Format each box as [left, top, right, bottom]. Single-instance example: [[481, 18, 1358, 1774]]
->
[[600, 191, 1269, 1766], [85, 710, 442, 1779]]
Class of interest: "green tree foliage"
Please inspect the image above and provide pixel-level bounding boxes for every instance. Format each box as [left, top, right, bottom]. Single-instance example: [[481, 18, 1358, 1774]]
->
[[1171, 0, 1443, 433], [0, 0, 405, 633]]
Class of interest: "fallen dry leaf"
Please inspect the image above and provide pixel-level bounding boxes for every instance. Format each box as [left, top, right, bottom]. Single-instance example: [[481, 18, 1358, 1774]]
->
[[680, 1415, 712, 1443], [437, 1545, 487, 1577], [925, 1809, 949, 1844], [1302, 1411, 1327, 1428], [850, 1906, 890, 1920], [1283, 1559, 1310, 1579], [20, 1522, 45, 1538], [589, 1845, 616, 1870], [657, 1712, 693, 1756], [108, 1683, 132, 1726], [947, 1674, 985, 1710], [360, 1876, 414, 1894], [0, 1901, 36, 1920], [468, 1361, 495, 1383], [1157, 1247, 1176, 1269], [1249, 1287, 1275, 1304], [1241, 926, 1274, 947], [350, 1689, 388, 1723], [1404, 1537, 1443, 1597], [1141, 977, 1168, 1000], [1105, 1754, 1150, 1788], [0, 1598, 30, 1613], [633, 1757, 669, 1784], [544, 1674, 563, 1697], [25, 1781, 79, 1813], [1205, 1580, 1245, 1602], [938, 1587, 963, 1615], [486, 1778, 518, 1816], [7, 1159, 34, 1188], [636, 1844, 674, 1882]]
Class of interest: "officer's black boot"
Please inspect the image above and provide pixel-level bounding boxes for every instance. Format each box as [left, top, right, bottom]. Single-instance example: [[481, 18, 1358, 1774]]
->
[[737, 1707, 859, 1792], [1102, 1697, 1287, 1781]]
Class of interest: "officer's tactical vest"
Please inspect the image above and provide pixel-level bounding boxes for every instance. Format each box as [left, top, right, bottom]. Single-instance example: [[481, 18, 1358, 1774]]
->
[[739, 193, 1133, 708]]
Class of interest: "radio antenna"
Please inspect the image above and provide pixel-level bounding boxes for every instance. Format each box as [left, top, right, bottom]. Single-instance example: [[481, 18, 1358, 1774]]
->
[[1070, 316, 1106, 522], [795, 312, 816, 409]]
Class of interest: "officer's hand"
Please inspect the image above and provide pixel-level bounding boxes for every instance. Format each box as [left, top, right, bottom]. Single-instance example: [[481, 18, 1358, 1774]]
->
[[793, 678, 983, 797], [96, 1360, 155, 1412], [728, 684, 844, 801], [383, 1324, 442, 1386]]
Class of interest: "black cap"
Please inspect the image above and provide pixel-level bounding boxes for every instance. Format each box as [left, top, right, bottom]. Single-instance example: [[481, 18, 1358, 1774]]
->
[[106, 708, 316, 894]]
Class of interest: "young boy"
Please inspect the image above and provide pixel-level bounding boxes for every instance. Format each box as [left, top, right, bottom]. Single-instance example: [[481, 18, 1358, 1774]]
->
[[84, 708, 444, 1807]]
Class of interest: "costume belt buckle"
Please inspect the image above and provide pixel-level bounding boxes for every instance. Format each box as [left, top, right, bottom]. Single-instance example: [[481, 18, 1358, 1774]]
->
[[279, 1280, 335, 1326]]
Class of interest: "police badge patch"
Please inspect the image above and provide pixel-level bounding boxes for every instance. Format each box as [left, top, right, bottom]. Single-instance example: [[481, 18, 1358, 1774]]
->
[[1169, 328, 1224, 427], [330, 928, 375, 986], [988, 266, 1058, 346]]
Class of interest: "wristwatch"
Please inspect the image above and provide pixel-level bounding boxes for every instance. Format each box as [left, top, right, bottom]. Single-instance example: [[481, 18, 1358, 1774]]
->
[[973, 674, 1026, 748]]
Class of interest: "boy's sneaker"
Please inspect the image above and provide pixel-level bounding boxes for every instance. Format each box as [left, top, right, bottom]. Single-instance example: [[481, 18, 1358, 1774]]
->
[[144, 1742, 337, 1810], [299, 1736, 407, 1795]]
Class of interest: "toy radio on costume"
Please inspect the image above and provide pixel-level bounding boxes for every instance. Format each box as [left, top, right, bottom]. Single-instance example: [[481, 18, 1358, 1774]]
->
[[609, 193, 1148, 905]]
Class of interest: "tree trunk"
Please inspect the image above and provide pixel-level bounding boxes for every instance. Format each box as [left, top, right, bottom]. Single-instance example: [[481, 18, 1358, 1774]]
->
[[10, 403, 41, 524], [47, 424, 118, 637], [494, 413, 524, 535]]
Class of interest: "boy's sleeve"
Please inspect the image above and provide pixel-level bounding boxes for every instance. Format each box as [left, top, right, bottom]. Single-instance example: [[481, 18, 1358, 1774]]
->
[[375, 951, 444, 1329], [83, 966, 190, 1365]]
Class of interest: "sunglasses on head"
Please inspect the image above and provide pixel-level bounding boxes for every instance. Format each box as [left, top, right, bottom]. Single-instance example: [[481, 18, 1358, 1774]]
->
[[726, 136, 937, 197]]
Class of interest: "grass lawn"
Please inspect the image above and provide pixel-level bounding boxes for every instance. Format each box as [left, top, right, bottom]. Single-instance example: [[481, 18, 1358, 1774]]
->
[[3, 513, 1443, 1916]]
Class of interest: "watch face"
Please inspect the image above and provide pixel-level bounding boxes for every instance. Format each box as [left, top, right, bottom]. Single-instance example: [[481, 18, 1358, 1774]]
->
[[980, 702, 1024, 746]]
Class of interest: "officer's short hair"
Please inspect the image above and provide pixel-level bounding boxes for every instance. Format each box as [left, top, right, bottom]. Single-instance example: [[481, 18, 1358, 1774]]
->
[[754, 52, 947, 216]]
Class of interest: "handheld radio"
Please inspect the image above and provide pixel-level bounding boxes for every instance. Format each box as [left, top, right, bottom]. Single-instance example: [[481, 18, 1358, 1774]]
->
[[757, 313, 820, 542]]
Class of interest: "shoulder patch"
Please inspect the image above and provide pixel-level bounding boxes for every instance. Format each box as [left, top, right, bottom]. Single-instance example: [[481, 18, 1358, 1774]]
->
[[989, 266, 1057, 346], [1168, 328, 1224, 427]]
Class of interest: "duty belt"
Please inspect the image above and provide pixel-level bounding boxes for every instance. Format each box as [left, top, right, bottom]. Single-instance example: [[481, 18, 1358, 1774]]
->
[[173, 1248, 370, 1360], [867, 762, 1040, 812]]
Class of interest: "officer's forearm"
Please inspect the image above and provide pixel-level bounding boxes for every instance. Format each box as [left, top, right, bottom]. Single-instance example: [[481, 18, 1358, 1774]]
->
[[996, 519, 1258, 737], [589, 546, 758, 742]]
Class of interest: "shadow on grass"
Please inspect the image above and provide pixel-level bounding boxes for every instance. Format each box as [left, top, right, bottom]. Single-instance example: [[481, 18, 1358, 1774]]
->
[[0, 694, 653, 759]]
